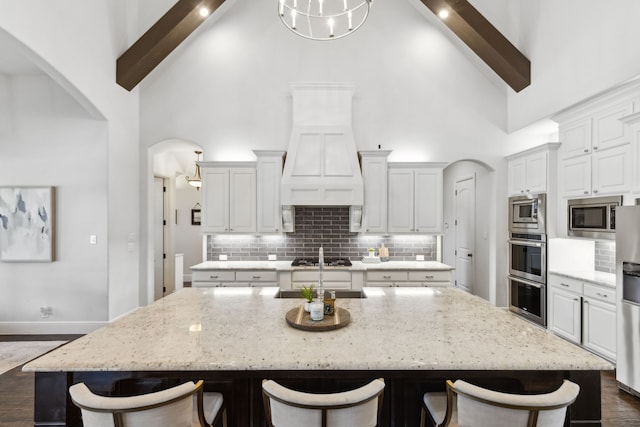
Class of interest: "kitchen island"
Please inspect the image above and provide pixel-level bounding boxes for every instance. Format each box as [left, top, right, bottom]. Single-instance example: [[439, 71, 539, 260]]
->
[[25, 287, 611, 426]]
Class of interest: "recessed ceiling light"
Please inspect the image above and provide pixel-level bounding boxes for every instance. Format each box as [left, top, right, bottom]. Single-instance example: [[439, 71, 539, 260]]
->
[[438, 9, 450, 19], [199, 6, 210, 17]]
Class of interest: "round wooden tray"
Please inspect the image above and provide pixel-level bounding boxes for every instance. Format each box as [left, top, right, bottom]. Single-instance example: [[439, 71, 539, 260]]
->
[[285, 306, 351, 332]]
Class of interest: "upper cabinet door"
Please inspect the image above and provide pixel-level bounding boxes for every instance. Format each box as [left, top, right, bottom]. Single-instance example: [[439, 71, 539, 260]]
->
[[524, 151, 547, 194], [361, 155, 388, 234], [229, 168, 256, 233], [202, 168, 229, 233], [387, 169, 414, 233], [414, 168, 443, 233], [560, 118, 592, 159], [507, 157, 526, 196], [560, 156, 591, 197], [256, 154, 283, 233], [592, 100, 633, 152], [592, 144, 631, 196]]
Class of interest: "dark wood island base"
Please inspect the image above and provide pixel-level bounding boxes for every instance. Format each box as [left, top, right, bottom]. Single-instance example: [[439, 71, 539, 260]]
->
[[35, 369, 602, 427]]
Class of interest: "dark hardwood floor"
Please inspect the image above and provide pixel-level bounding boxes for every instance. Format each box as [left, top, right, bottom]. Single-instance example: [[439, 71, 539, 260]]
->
[[1, 336, 639, 426]]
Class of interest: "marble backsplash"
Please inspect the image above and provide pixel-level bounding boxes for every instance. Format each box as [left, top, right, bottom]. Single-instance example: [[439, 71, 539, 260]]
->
[[206, 206, 437, 261]]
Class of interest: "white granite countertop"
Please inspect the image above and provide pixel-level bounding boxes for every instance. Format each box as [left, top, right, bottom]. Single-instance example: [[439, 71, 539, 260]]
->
[[24, 287, 611, 373], [548, 269, 616, 288], [190, 260, 453, 272]]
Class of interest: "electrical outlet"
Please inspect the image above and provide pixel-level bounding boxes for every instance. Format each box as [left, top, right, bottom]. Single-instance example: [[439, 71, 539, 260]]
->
[[219, 254, 228, 261], [40, 306, 52, 318], [90, 235, 97, 245], [416, 255, 425, 261], [268, 254, 277, 261]]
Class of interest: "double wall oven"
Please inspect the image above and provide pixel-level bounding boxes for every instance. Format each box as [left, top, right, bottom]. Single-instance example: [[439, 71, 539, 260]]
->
[[508, 194, 547, 326]]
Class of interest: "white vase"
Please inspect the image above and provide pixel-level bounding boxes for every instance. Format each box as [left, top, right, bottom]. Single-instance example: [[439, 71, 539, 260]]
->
[[304, 302, 312, 312]]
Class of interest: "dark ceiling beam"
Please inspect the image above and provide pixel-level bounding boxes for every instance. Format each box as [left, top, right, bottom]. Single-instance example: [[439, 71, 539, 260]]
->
[[419, 0, 530, 92], [116, 0, 226, 91]]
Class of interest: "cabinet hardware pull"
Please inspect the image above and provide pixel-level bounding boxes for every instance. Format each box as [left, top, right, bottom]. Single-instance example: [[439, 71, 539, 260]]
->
[[593, 190, 598, 194], [584, 149, 589, 152], [383, 275, 391, 279], [596, 292, 608, 298], [211, 275, 219, 279], [425, 275, 434, 279], [584, 300, 589, 304], [584, 191, 588, 195], [593, 146, 598, 150], [526, 189, 530, 192], [574, 298, 580, 302], [253, 276, 261, 279], [560, 283, 570, 287]]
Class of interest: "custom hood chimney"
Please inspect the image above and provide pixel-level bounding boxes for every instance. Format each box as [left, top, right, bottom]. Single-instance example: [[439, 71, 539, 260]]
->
[[281, 83, 364, 210]]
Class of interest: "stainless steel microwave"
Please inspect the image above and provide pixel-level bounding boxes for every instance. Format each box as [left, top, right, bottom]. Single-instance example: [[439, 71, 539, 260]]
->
[[568, 195, 623, 239], [509, 193, 546, 234]]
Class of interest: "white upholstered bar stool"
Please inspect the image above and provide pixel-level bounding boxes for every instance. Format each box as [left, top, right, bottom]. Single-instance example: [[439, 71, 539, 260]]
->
[[69, 380, 227, 427], [420, 379, 580, 427], [262, 378, 385, 427]]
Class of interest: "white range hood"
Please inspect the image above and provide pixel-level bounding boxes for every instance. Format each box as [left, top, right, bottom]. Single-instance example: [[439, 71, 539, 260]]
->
[[281, 83, 364, 209]]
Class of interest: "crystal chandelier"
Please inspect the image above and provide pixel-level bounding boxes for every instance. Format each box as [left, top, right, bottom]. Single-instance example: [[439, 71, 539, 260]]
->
[[278, 0, 372, 41]]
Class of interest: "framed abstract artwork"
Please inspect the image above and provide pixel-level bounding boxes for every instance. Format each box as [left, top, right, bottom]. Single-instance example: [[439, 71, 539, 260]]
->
[[0, 186, 55, 262]]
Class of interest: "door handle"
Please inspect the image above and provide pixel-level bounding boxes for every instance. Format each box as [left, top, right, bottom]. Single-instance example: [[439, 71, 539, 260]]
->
[[467, 253, 473, 257]]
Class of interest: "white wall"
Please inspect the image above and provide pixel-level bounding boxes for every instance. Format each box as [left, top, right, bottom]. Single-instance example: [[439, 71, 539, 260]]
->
[[0, 75, 109, 333], [508, 0, 640, 132], [0, 0, 140, 326], [139, 0, 512, 166]]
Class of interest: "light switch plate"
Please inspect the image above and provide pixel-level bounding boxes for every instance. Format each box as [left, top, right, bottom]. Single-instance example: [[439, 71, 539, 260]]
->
[[90, 235, 97, 245], [219, 254, 228, 261], [416, 255, 425, 261]]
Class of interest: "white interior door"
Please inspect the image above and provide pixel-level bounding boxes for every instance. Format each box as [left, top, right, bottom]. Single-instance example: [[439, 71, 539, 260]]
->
[[154, 177, 164, 301], [454, 176, 475, 293]]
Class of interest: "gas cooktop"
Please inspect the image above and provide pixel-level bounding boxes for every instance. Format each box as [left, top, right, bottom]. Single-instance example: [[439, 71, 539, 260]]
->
[[291, 257, 352, 267]]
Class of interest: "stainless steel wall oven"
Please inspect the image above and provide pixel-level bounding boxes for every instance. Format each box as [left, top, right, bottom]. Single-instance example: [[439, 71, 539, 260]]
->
[[508, 195, 547, 327], [509, 276, 546, 326]]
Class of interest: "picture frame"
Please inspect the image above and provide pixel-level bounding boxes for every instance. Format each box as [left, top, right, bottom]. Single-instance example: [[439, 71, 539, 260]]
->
[[0, 186, 55, 262], [191, 209, 201, 226]]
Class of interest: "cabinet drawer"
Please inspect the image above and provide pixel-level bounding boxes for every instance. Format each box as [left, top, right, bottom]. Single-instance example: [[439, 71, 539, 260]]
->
[[192, 270, 236, 282], [366, 271, 408, 282], [424, 282, 450, 288], [549, 274, 583, 294], [583, 283, 616, 303], [236, 271, 277, 282], [292, 270, 351, 282], [408, 271, 450, 282], [292, 281, 351, 290]]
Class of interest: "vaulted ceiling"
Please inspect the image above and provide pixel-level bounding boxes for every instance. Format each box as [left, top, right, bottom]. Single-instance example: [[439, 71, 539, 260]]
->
[[116, 0, 530, 92]]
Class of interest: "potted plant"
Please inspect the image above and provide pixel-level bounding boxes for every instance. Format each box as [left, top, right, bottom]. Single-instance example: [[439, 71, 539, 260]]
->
[[300, 285, 315, 312]]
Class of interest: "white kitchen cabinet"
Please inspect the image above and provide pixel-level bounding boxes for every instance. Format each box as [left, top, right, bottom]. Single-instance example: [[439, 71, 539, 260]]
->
[[560, 144, 631, 197], [559, 118, 592, 160], [507, 150, 549, 196], [591, 143, 632, 195], [291, 270, 352, 290], [360, 151, 391, 234], [548, 273, 616, 362], [582, 297, 616, 361], [192, 269, 277, 287], [364, 270, 451, 287], [255, 151, 284, 234], [201, 163, 256, 234], [387, 163, 444, 233], [560, 100, 634, 160], [560, 155, 592, 197], [549, 285, 582, 344]]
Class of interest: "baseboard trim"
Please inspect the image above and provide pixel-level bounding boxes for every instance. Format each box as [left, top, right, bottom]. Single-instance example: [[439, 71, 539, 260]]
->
[[0, 321, 106, 335]]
